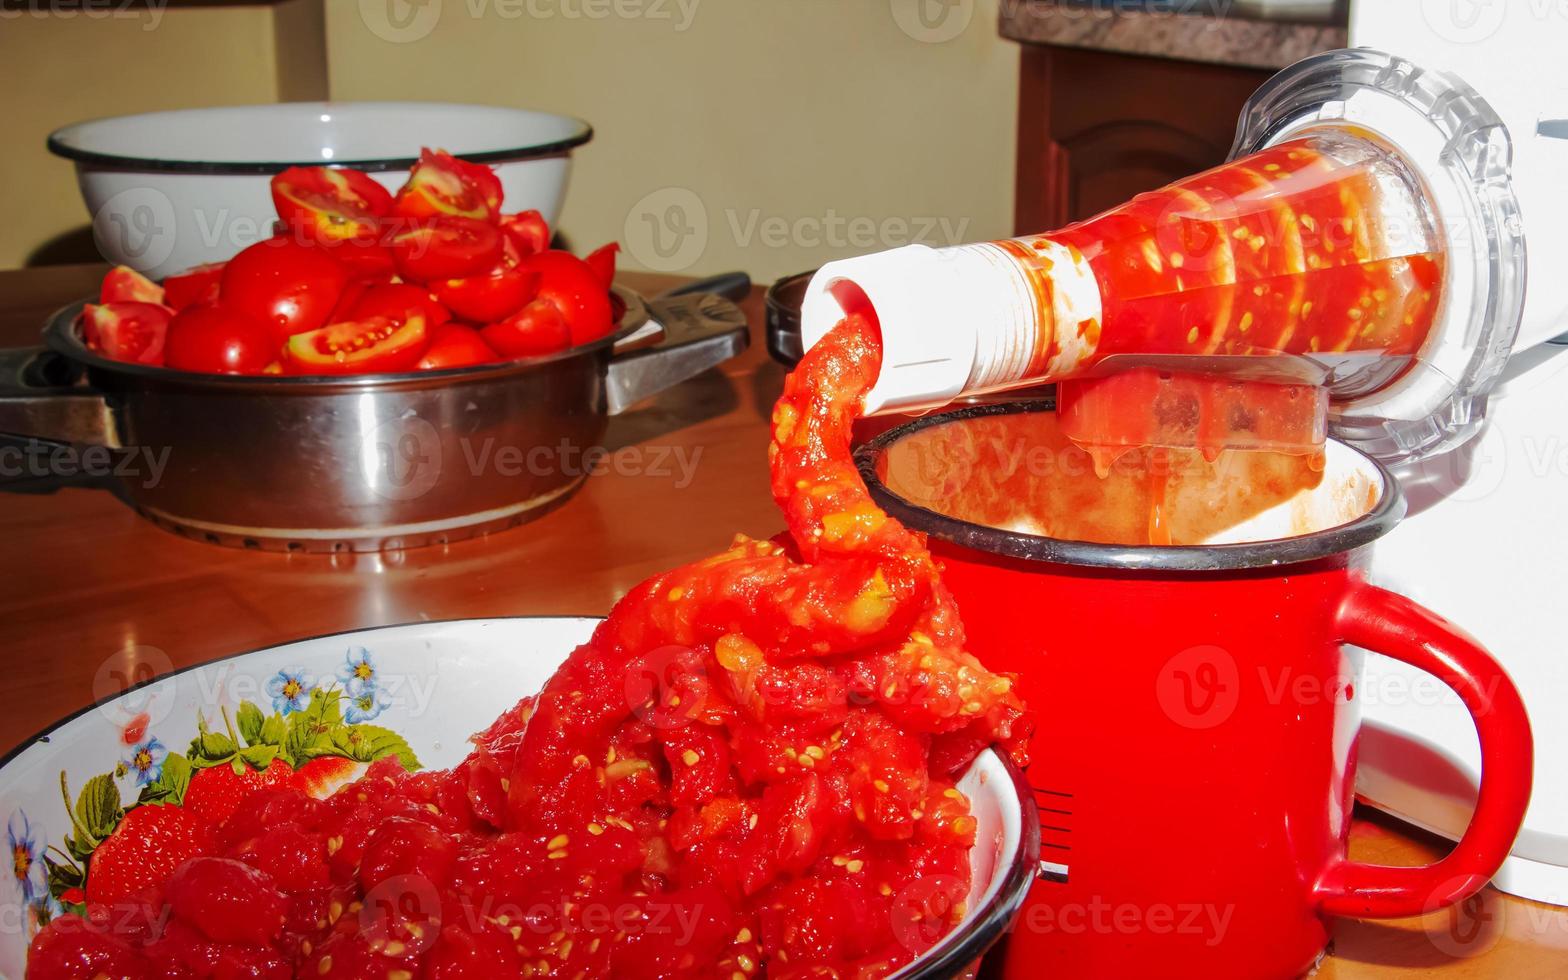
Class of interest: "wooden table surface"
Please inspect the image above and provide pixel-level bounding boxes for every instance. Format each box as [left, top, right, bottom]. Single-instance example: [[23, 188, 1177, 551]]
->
[[2, 264, 1565, 977]]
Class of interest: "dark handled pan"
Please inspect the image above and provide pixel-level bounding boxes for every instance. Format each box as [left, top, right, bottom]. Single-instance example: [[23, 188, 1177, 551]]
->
[[766, 269, 812, 368], [0, 276, 750, 553]]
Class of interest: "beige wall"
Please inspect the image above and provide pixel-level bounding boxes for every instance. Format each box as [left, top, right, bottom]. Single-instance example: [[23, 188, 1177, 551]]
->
[[325, 0, 1019, 282], [3, 2, 1019, 282], [0, 6, 287, 269]]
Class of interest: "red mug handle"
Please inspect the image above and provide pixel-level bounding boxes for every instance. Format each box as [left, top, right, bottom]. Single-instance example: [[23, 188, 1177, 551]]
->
[[1314, 580, 1534, 919]]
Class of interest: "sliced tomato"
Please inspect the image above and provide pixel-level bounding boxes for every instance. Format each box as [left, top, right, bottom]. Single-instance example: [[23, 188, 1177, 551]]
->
[[271, 166, 394, 244], [349, 283, 451, 328], [393, 149, 503, 222], [481, 300, 572, 358], [390, 217, 502, 283], [221, 238, 350, 342], [328, 278, 372, 324], [499, 210, 550, 256], [430, 235, 539, 323], [521, 250, 614, 346], [417, 323, 498, 370], [79, 302, 173, 366], [101, 265, 164, 305], [285, 314, 429, 375], [584, 242, 619, 290], [164, 303, 276, 375], [162, 262, 226, 311], [328, 239, 398, 282]]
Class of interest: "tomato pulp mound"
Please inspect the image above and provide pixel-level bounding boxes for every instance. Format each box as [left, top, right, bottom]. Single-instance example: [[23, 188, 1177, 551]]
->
[[27, 313, 1030, 980]]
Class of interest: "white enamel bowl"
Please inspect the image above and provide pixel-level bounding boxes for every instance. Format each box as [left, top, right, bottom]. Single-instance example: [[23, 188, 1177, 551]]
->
[[0, 618, 1038, 978], [48, 102, 592, 280]]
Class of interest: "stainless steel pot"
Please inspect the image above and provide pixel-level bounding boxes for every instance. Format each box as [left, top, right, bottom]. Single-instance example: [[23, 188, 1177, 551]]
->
[[0, 281, 749, 552]]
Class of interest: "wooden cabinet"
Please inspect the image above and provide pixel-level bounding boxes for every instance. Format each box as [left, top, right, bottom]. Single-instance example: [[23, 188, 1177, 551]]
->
[[1014, 45, 1274, 233]]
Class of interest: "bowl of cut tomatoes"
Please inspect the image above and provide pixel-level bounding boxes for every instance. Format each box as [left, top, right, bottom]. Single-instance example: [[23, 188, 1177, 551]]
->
[[0, 618, 1040, 980], [0, 155, 748, 553], [48, 102, 592, 280]]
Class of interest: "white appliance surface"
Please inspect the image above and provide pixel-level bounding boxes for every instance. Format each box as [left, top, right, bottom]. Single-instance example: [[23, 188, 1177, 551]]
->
[[1361, 343, 1568, 904], [1349, 0, 1568, 904]]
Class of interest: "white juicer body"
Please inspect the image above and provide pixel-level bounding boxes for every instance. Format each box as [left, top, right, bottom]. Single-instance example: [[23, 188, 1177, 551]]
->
[[1346, 0, 1568, 904]]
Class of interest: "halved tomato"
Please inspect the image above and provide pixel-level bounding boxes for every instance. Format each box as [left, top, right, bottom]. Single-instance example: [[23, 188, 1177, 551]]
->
[[284, 314, 429, 375], [271, 166, 394, 244], [520, 250, 614, 346], [584, 242, 619, 290], [101, 266, 164, 305], [79, 302, 173, 366], [349, 283, 451, 328], [417, 323, 498, 370], [390, 217, 502, 283], [221, 238, 350, 342], [162, 262, 226, 311], [481, 300, 571, 358], [328, 278, 373, 324], [164, 303, 276, 375], [393, 149, 503, 222], [430, 235, 539, 323], [328, 239, 397, 282], [499, 210, 550, 257]]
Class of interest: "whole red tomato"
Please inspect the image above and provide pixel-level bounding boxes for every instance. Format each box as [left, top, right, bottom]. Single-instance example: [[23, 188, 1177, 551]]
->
[[164, 304, 277, 375], [417, 323, 498, 370], [519, 250, 614, 346], [221, 238, 349, 342]]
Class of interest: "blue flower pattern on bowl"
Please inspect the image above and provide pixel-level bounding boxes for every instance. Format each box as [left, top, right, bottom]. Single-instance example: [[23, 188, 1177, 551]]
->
[[339, 648, 390, 723], [344, 686, 390, 724], [340, 647, 377, 694], [266, 668, 315, 715], [123, 737, 168, 787], [8, 811, 47, 907]]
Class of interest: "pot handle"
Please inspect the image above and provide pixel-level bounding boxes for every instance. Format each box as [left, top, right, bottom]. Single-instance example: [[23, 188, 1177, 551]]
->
[[1313, 580, 1533, 919], [0, 347, 120, 448], [606, 291, 750, 415]]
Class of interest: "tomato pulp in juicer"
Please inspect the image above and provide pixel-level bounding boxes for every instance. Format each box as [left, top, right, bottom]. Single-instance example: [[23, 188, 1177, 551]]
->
[[810, 128, 1447, 546], [1055, 133, 1441, 541], [1046, 132, 1440, 444]]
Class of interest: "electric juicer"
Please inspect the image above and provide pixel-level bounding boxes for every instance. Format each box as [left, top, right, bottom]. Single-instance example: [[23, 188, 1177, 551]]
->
[[1343, 0, 1568, 906], [799, 0, 1568, 904]]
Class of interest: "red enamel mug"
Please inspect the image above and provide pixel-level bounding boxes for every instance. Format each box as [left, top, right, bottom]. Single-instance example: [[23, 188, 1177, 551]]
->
[[856, 402, 1533, 980]]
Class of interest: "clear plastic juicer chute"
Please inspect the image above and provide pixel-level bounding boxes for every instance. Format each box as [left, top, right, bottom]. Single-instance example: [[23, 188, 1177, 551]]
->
[[800, 49, 1526, 471]]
